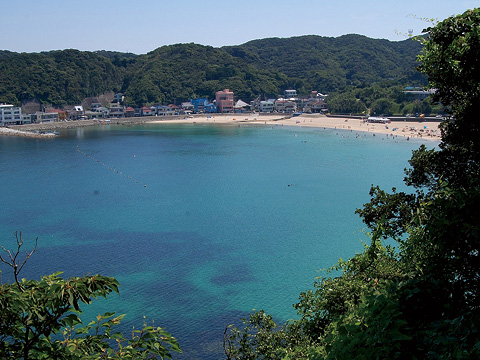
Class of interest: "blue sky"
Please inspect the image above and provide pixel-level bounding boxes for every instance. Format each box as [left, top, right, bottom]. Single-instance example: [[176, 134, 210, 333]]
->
[[1, 0, 477, 54]]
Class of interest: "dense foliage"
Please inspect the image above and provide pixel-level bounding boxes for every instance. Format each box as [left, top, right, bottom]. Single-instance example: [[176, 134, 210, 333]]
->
[[0, 50, 125, 106], [123, 43, 288, 107], [0, 35, 425, 107], [0, 233, 181, 359], [325, 83, 435, 115], [225, 9, 480, 359], [224, 34, 423, 93]]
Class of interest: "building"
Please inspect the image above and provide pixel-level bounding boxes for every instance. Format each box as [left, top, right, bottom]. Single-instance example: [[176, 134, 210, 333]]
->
[[113, 93, 124, 103], [284, 89, 298, 98], [125, 107, 135, 117], [91, 103, 102, 111], [48, 109, 67, 121], [22, 114, 33, 124], [140, 106, 154, 116], [181, 102, 194, 114], [275, 99, 297, 113], [95, 107, 110, 118], [259, 100, 275, 113], [109, 103, 124, 118], [34, 111, 60, 123], [190, 98, 207, 113], [403, 88, 436, 100], [0, 104, 22, 126], [204, 103, 217, 113], [190, 98, 217, 113], [156, 105, 177, 116], [234, 99, 250, 113], [67, 106, 84, 120], [305, 100, 328, 113], [215, 89, 234, 113]]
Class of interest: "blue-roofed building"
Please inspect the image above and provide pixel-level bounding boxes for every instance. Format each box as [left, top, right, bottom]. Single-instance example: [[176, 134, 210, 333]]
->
[[205, 103, 217, 113], [191, 98, 217, 113]]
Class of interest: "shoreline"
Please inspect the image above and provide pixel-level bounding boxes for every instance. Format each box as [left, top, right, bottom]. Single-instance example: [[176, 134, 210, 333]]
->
[[147, 113, 442, 141], [4, 114, 442, 141]]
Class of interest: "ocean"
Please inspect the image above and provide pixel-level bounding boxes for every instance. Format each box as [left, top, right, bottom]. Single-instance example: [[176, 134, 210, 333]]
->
[[0, 123, 435, 358]]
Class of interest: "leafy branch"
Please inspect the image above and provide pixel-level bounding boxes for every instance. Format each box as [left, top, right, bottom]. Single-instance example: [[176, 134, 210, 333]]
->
[[0, 232, 181, 359]]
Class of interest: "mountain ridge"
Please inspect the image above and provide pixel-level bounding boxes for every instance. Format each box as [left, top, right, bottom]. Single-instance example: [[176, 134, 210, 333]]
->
[[0, 34, 425, 107]]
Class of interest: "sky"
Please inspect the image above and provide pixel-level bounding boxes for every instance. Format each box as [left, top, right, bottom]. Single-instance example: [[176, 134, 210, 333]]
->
[[1, 0, 477, 54]]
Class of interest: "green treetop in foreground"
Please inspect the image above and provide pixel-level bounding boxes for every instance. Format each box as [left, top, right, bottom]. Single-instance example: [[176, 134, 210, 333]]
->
[[225, 8, 480, 360], [0, 232, 181, 359]]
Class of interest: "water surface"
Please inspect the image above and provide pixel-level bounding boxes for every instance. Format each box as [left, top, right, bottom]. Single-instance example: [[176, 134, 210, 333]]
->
[[0, 123, 434, 358]]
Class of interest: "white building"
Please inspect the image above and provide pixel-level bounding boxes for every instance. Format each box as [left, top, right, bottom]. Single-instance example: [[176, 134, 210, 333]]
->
[[0, 104, 22, 126], [275, 99, 297, 113], [22, 114, 33, 124], [284, 89, 298, 98], [156, 105, 177, 116], [403, 88, 436, 100], [259, 100, 275, 113]]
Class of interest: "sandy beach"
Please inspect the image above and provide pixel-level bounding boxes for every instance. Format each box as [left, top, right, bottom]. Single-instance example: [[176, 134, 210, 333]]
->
[[148, 113, 442, 141], [4, 113, 441, 141]]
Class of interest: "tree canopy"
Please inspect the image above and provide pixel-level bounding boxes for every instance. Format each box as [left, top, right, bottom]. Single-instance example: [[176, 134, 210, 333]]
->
[[0, 35, 425, 107], [0, 232, 181, 359], [225, 8, 480, 359]]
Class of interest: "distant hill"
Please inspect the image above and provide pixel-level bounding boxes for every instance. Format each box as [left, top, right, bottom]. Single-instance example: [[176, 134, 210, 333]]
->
[[0, 35, 425, 107], [0, 49, 125, 105], [225, 35, 424, 92]]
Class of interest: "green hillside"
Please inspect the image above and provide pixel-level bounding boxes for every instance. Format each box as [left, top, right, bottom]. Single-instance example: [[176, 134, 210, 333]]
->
[[0, 35, 425, 107], [225, 34, 424, 92], [0, 49, 125, 105]]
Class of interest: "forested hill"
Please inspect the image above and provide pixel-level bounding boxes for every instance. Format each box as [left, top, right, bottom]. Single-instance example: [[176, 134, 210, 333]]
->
[[224, 35, 424, 91], [0, 34, 425, 107]]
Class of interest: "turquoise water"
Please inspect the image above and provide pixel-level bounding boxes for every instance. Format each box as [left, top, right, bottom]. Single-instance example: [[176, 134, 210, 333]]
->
[[0, 123, 435, 358]]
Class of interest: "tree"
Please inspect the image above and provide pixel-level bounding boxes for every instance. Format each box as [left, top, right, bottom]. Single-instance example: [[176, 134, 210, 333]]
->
[[225, 9, 480, 359], [370, 97, 395, 115], [326, 92, 367, 114], [336, 9, 480, 358], [0, 232, 181, 359]]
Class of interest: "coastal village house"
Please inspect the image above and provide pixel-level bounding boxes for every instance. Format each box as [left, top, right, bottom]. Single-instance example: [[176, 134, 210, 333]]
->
[[109, 103, 124, 118], [94, 106, 110, 118], [46, 108, 67, 121], [234, 99, 250, 113], [5, 87, 331, 124], [140, 106, 154, 116], [67, 106, 84, 120], [305, 100, 328, 113], [275, 99, 297, 113], [31, 111, 60, 123], [125, 106, 135, 117], [181, 102, 194, 114], [191, 98, 217, 113], [156, 105, 178, 116], [215, 89, 234, 113], [0, 104, 23, 126], [259, 100, 275, 113], [284, 89, 298, 98]]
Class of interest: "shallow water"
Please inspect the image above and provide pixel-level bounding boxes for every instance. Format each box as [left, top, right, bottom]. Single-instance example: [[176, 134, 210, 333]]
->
[[0, 123, 435, 358]]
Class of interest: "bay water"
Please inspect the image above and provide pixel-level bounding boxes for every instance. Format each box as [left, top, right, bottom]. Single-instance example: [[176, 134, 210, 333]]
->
[[0, 123, 434, 358]]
